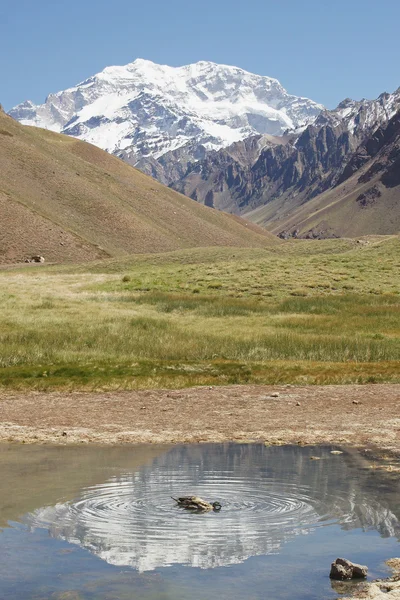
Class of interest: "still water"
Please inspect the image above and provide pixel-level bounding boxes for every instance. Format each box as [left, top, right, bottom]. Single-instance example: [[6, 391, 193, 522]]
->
[[0, 443, 399, 600]]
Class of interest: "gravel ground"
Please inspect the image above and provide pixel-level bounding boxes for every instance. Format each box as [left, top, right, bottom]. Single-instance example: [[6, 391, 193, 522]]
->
[[0, 383, 399, 451]]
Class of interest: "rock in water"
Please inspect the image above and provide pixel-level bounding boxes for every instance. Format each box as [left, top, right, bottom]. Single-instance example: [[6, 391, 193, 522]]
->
[[330, 558, 368, 580]]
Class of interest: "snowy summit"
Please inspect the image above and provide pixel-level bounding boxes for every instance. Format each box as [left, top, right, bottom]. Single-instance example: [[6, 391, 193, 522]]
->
[[9, 59, 323, 163]]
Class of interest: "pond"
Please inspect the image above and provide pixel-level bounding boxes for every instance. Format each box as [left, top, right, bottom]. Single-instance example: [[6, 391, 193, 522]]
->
[[0, 443, 399, 600]]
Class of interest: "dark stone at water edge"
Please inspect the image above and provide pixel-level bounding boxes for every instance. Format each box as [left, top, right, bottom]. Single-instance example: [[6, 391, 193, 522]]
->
[[330, 558, 368, 580]]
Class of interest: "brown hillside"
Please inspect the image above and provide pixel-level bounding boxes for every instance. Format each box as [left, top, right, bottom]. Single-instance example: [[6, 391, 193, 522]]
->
[[259, 168, 400, 238], [0, 111, 277, 264]]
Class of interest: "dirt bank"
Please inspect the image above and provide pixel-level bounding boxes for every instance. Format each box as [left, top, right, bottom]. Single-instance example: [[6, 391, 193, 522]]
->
[[0, 384, 399, 450], [343, 559, 400, 599]]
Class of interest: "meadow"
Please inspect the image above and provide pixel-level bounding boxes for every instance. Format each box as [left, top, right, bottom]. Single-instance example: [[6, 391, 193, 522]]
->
[[0, 236, 399, 390]]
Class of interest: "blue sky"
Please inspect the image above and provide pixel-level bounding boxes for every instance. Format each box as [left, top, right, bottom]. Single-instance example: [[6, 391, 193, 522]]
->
[[1, 0, 399, 111]]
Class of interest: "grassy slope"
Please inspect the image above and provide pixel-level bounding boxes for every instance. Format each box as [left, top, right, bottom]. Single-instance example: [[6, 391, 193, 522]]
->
[[0, 111, 276, 264], [246, 159, 400, 237], [0, 236, 398, 390]]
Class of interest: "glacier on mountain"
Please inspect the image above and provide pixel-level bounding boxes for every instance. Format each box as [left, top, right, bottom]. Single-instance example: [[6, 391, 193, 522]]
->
[[9, 58, 324, 163]]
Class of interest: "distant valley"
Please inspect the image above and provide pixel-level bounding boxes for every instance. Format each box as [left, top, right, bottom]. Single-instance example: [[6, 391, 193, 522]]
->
[[9, 59, 400, 238]]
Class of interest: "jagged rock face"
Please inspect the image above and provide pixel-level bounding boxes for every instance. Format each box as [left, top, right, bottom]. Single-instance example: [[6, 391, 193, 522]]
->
[[9, 59, 323, 163], [170, 134, 291, 213], [168, 88, 400, 219], [357, 111, 400, 187], [263, 107, 400, 238]]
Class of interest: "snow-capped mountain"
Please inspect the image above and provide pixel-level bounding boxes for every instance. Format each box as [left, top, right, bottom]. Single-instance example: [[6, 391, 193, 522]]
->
[[9, 59, 323, 163], [286, 90, 400, 138], [310, 89, 400, 136]]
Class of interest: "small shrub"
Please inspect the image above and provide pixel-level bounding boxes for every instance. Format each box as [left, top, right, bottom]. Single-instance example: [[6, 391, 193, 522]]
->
[[207, 281, 223, 289], [290, 289, 308, 297], [122, 275, 131, 283], [34, 299, 55, 309]]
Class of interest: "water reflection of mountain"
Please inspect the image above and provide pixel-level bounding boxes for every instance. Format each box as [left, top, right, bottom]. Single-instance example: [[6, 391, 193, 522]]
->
[[23, 445, 400, 572]]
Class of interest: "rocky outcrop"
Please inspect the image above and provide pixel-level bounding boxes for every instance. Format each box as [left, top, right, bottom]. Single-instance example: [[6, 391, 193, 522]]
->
[[25, 255, 45, 263], [330, 558, 368, 580]]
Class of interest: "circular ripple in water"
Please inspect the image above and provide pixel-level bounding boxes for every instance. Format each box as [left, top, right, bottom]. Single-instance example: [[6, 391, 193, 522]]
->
[[23, 447, 393, 571]]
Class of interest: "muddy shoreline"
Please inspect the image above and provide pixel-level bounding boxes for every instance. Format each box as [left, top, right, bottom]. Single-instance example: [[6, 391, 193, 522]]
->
[[0, 384, 399, 451], [342, 559, 400, 599]]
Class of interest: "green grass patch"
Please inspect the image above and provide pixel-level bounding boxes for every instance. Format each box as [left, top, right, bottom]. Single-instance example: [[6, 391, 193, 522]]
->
[[0, 237, 399, 390], [0, 360, 398, 391]]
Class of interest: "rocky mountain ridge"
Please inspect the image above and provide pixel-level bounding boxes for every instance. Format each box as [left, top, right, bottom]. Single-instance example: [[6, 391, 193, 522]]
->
[[168, 88, 400, 236], [262, 106, 400, 238]]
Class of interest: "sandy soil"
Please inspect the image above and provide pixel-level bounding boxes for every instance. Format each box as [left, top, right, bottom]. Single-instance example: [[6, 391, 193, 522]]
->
[[0, 384, 399, 451]]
